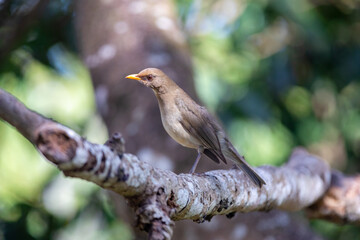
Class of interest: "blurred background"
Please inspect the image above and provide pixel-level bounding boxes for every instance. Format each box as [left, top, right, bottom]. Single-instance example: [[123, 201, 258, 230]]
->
[[0, 0, 359, 239]]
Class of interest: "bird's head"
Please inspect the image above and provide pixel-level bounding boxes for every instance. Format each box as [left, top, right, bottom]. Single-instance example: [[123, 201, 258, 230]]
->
[[126, 68, 171, 91]]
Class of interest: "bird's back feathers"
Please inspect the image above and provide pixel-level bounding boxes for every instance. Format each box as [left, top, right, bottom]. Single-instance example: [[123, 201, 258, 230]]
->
[[176, 96, 265, 187]]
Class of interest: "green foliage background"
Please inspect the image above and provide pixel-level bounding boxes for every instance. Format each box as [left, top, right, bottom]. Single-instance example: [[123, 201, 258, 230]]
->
[[0, 0, 359, 239]]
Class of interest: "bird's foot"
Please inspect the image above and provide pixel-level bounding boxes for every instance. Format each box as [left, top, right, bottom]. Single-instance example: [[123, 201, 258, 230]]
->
[[232, 164, 239, 170]]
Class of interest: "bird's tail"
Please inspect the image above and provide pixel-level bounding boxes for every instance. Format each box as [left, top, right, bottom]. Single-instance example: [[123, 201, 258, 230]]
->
[[221, 139, 266, 188], [234, 159, 266, 188]]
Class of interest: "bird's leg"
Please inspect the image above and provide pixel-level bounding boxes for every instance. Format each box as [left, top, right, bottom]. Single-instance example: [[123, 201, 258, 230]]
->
[[189, 147, 203, 174]]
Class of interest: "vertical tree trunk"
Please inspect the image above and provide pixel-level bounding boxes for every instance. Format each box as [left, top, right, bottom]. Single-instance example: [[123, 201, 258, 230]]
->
[[75, 0, 196, 168]]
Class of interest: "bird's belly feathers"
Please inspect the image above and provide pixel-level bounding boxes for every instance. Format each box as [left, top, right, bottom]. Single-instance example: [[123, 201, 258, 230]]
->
[[160, 108, 199, 149]]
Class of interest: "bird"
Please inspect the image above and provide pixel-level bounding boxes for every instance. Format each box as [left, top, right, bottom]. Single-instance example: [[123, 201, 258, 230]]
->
[[126, 68, 266, 188]]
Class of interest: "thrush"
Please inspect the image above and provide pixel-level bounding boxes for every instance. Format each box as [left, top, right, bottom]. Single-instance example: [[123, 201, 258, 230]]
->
[[126, 68, 266, 188]]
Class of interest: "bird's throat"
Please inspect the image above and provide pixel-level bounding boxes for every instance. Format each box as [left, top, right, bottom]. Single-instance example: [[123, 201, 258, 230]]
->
[[151, 85, 167, 95]]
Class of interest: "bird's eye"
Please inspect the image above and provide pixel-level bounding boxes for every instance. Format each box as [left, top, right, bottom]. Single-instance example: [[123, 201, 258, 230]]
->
[[146, 75, 153, 81]]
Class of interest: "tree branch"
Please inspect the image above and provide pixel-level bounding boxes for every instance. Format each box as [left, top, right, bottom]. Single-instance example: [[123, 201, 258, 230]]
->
[[0, 88, 358, 239], [0, 88, 47, 142], [307, 171, 360, 225]]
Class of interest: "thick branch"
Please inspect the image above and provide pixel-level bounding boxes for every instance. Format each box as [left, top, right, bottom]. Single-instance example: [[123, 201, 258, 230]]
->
[[0, 88, 48, 142], [1, 88, 358, 238], [307, 171, 360, 225]]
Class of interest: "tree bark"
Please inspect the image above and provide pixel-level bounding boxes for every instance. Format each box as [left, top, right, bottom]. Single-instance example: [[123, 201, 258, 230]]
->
[[75, 1, 211, 238], [75, 0, 196, 170], [1, 88, 359, 240], [307, 171, 360, 224]]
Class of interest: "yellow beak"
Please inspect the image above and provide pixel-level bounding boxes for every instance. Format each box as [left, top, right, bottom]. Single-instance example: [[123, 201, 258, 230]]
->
[[126, 74, 141, 81]]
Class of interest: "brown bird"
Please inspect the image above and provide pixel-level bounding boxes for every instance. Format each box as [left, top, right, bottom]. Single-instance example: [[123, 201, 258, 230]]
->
[[126, 68, 265, 188]]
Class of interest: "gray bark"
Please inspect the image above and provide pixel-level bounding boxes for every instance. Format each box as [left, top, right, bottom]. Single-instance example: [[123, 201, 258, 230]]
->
[[1, 88, 354, 240]]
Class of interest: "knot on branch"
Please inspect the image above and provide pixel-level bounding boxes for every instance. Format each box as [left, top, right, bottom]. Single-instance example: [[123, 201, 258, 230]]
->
[[105, 132, 125, 156], [36, 124, 77, 164], [131, 188, 174, 240]]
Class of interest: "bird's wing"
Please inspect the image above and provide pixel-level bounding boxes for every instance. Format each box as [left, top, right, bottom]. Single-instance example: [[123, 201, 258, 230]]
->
[[175, 96, 265, 187], [176, 98, 227, 164]]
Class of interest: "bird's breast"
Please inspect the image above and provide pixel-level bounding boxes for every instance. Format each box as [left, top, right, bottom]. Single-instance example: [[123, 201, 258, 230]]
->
[[158, 99, 199, 149]]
